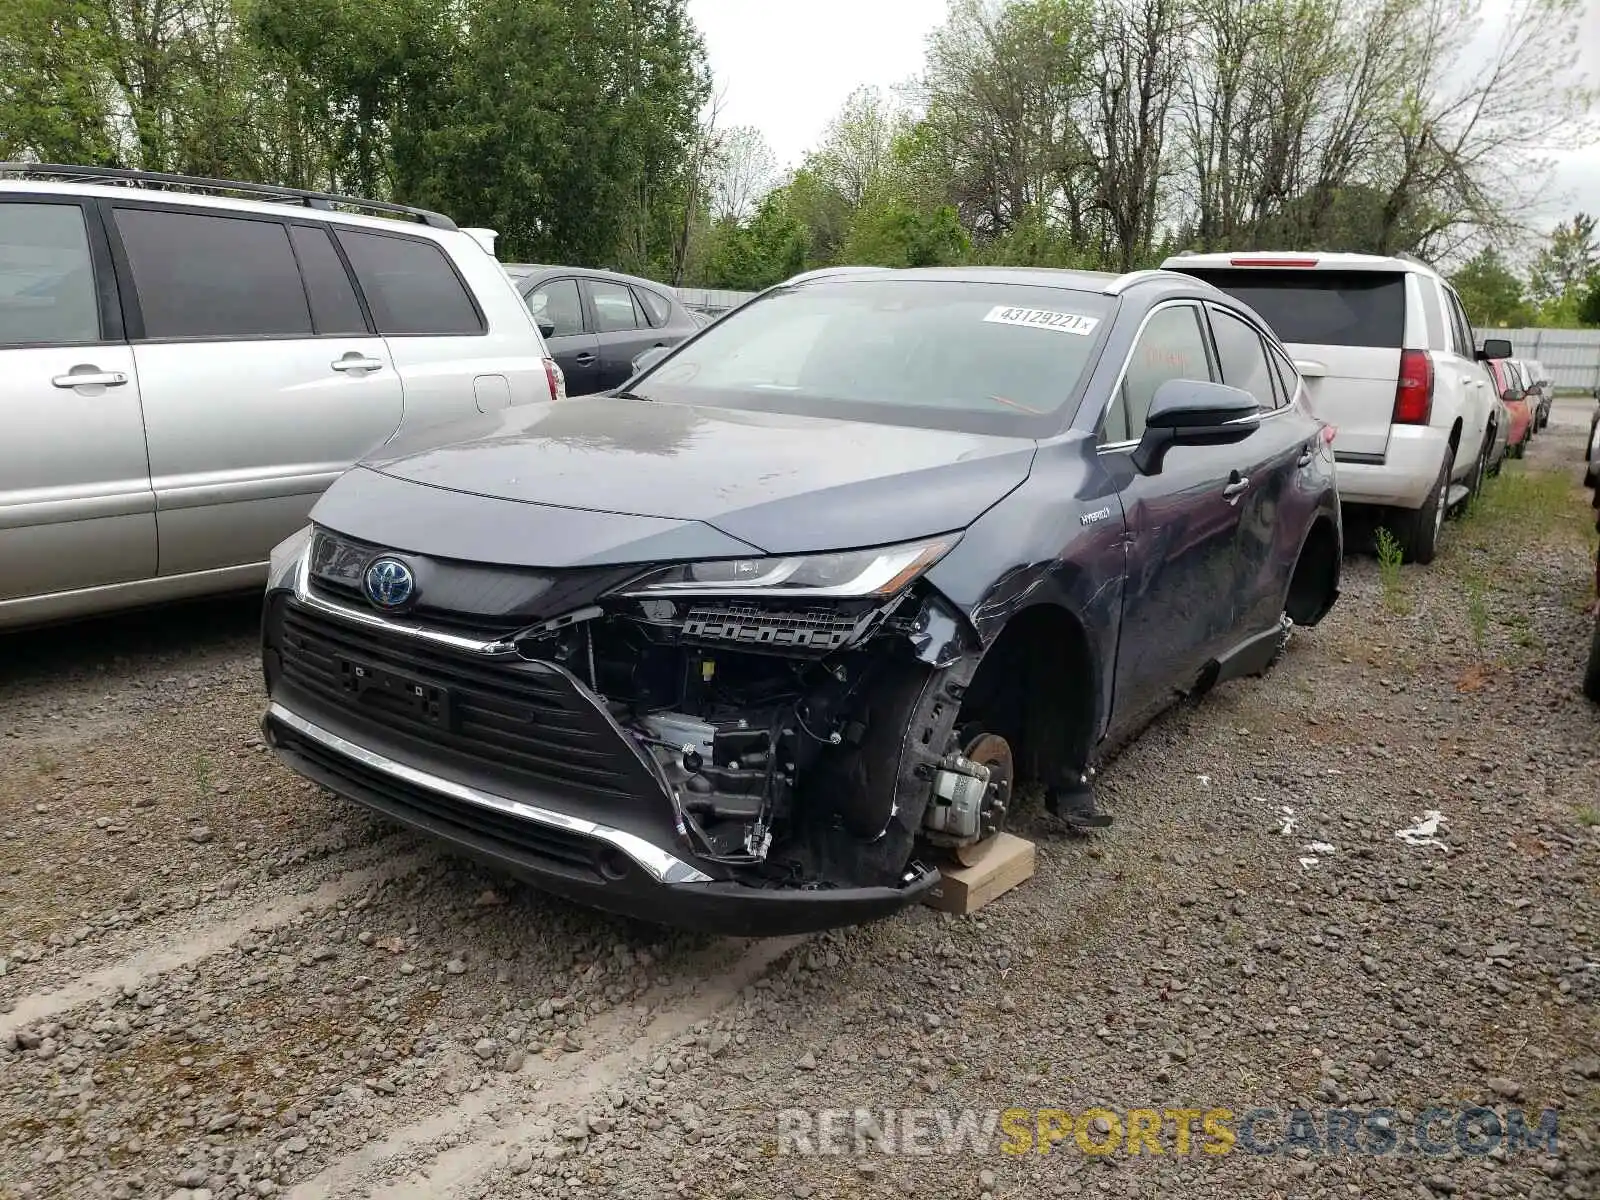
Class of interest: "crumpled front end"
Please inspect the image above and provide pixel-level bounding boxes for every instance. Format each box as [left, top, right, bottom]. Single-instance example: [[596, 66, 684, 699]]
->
[[260, 526, 997, 935]]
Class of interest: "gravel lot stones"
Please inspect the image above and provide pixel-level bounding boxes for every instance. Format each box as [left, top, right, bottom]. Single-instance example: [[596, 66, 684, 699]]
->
[[1, 406, 1596, 1199]]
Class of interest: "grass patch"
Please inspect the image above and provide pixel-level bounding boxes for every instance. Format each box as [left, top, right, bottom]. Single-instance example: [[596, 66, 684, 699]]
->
[[1457, 463, 1580, 548], [1374, 527, 1412, 614], [1577, 805, 1599, 828], [1464, 572, 1489, 651]]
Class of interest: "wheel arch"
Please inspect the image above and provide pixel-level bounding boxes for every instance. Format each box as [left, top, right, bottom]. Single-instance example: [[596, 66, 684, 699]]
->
[[953, 600, 1100, 790], [1282, 514, 1341, 627]]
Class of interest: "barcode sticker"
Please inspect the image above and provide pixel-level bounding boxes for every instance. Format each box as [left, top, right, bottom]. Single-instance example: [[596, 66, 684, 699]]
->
[[983, 305, 1100, 336]]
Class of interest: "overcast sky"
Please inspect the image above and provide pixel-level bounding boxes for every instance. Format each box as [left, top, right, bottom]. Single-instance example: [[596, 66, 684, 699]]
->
[[687, 0, 1600, 233]]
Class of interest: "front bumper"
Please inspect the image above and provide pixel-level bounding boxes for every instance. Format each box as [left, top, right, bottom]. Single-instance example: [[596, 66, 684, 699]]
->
[[261, 592, 938, 936]]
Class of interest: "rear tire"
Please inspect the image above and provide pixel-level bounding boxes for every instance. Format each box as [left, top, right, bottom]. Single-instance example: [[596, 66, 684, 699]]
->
[[1395, 449, 1451, 565]]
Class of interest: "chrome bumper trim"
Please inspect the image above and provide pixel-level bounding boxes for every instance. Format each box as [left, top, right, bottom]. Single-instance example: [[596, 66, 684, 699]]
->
[[266, 701, 713, 886]]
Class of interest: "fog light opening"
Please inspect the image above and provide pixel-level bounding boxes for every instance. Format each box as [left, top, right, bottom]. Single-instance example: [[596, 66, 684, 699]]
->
[[597, 848, 631, 881]]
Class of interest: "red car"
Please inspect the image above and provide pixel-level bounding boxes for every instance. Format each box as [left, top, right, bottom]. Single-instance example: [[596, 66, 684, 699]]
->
[[1488, 359, 1533, 458]]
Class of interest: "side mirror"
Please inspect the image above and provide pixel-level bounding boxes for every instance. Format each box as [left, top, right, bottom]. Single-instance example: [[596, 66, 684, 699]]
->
[[1479, 338, 1512, 361], [1500, 387, 1524, 403], [631, 344, 672, 375], [537, 318, 556, 338], [1132, 379, 1261, 475]]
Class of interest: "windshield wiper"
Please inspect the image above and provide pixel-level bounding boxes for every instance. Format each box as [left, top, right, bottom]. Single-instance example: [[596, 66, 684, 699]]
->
[[611, 389, 653, 402]]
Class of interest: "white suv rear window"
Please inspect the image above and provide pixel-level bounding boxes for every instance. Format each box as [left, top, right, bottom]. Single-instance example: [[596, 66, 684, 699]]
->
[[1180, 269, 1405, 349]]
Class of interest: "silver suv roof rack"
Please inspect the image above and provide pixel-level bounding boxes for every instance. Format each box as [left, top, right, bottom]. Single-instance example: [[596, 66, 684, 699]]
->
[[0, 162, 458, 231]]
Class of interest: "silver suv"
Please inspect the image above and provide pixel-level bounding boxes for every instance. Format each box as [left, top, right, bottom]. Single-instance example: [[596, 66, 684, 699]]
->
[[0, 164, 561, 630]]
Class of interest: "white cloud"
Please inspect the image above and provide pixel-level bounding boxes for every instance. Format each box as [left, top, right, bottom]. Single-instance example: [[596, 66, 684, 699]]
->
[[687, 0, 945, 169]]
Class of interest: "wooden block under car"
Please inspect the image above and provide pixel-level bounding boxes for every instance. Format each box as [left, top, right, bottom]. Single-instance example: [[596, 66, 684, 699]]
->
[[922, 833, 1036, 915]]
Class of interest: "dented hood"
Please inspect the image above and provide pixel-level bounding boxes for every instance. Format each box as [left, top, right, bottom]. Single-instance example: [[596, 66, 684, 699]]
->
[[341, 397, 1035, 561]]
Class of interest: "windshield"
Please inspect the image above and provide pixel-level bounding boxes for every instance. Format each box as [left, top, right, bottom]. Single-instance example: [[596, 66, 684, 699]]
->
[[1180, 269, 1406, 349], [630, 278, 1114, 435]]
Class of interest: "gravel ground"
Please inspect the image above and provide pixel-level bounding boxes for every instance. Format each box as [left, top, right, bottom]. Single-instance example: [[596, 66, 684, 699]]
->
[[2, 401, 1596, 1200]]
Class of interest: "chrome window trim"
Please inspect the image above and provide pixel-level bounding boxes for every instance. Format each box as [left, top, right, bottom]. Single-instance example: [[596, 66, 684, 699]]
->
[[1092, 298, 1298, 455], [266, 703, 713, 886]]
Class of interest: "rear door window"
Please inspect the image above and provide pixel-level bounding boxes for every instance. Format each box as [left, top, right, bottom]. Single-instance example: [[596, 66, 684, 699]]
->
[[1180, 268, 1406, 349], [1208, 306, 1277, 411], [115, 207, 311, 339], [336, 230, 484, 336], [587, 280, 642, 332], [0, 201, 101, 345], [288, 224, 367, 336], [526, 278, 585, 336]]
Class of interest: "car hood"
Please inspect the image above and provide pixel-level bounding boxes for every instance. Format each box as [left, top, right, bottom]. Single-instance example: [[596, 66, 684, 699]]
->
[[353, 397, 1036, 559]]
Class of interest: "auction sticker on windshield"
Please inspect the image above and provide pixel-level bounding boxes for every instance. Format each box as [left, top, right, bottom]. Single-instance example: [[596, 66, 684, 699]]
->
[[983, 306, 1101, 336]]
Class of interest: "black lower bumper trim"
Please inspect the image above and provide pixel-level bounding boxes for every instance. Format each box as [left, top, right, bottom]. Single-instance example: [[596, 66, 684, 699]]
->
[[264, 706, 939, 937]]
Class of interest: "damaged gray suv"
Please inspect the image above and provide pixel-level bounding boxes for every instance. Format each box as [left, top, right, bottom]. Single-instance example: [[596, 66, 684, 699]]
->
[[261, 267, 1341, 934]]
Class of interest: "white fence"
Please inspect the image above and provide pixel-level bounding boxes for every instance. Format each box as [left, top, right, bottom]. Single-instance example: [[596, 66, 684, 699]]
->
[[1498, 328, 1600, 394], [673, 287, 755, 315]]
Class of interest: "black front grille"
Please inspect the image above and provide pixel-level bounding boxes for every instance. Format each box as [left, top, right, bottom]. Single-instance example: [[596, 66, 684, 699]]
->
[[268, 597, 662, 801], [308, 527, 638, 638], [275, 724, 604, 880]]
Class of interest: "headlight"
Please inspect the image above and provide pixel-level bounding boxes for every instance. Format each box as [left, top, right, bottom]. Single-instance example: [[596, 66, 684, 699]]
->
[[619, 536, 959, 599], [267, 525, 312, 590]]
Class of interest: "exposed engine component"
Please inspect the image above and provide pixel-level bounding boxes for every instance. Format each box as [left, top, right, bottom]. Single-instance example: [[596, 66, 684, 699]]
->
[[923, 752, 991, 841], [507, 585, 982, 882], [683, 603, 861, 651]]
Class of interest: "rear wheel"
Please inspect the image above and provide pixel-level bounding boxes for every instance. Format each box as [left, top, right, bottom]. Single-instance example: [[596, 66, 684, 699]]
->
[[1395, 449, 1452, 565]]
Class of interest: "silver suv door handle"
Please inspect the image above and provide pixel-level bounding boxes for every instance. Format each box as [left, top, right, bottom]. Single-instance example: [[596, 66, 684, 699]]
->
[[331, 355, 384, 373], [52, 370, 128, 389]]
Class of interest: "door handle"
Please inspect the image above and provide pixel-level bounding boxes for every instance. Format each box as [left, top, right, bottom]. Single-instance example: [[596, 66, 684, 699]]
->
[[52, 370, 128, 389], [575, 353, 597, 365], [1222, 474, 1251, 504], [1297, 448, 1315, 468], [331, 355, 384, 373]]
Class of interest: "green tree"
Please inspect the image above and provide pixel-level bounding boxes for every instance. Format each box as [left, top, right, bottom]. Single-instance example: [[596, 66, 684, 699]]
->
[[701, 190, 807, 290], [1579, 270, 1600, 327], [397, 0, 707, 271], [0, 0, 118, 164], [840, 200, 968, 268], [1450, 249, 1532, 327], [1530, 213, 1599, 308]]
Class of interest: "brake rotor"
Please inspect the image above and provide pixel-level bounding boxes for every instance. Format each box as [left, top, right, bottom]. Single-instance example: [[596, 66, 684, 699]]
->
[[953, 732, 1013, 866]]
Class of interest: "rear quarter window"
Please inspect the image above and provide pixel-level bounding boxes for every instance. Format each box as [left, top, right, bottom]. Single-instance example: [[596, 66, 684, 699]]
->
[[335, 230, 484, 336], [1181, 268, 1406, 349]]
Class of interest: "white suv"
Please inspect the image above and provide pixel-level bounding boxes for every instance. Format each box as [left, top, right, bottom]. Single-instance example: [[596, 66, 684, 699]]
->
[[0, 163, 562, 630], [1162, 251, 1506, 563]]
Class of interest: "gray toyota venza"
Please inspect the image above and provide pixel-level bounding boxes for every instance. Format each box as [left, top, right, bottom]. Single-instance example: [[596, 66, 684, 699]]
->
[[261, 267, 1341, 935]]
